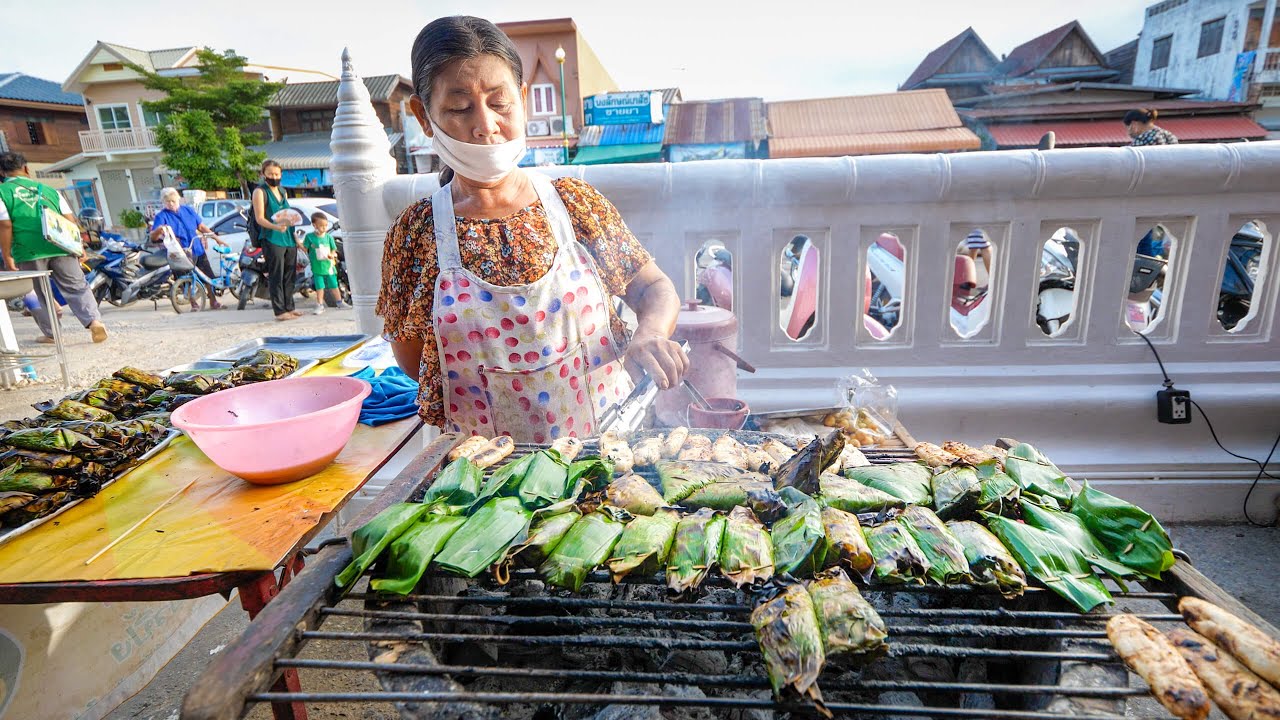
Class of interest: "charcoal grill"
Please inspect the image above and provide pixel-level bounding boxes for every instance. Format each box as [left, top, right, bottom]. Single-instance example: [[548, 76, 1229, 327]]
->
[[182, 431, 1278, 720]]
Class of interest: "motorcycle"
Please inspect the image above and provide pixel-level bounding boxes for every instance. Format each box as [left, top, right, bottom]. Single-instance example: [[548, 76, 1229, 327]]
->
[[1036, 229, 1079, 335], [1219, 222, 1264, 331], [85, 236, 147, 307], [235, 229, 317, 310]]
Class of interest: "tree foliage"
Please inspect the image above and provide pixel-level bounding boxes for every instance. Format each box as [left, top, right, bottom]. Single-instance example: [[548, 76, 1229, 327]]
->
[[153, 111, 263, 192]]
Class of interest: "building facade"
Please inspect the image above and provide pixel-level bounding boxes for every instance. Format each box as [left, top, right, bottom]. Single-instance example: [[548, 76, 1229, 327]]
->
[[0, 73, 87, 187]]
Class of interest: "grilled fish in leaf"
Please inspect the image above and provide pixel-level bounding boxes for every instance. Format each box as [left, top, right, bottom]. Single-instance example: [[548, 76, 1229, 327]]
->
[[820, 506, 874, 581], [4, 427, 102, 456], [771, 487, 827, 577], [53, 420, 132, 448], [608, 508, 679, 582], [946, 520, 1026, 598], [369, 514, 467, 595], [65, 387, 132, 412], [897, 505, 971, 585], [503, 508, 581, 571], [1019, 499, 1135, 581], [1070, 481, 1174, 579], [539, 506, 627, 592], [43, 399, 116, 423], [656, 459, 750, 503], [844, 462, 932, 506], [750, 582, 828, 714], [434, 497, 533, 578], [471, 451, 536, 508], [0, 467, 79, 494], [807, 567, 888, 662], [773, 429, 844, 496], [0, 448, 82, 474], [335, 502, 431, 588], [423, 456, 484, 513], [514, 450, 570, 510], [113, 366, 166, 391], [931, 465, 981, 520], [982, 512, 1112, 613], [817, 474, 906, 514], [168, 394, 200, 409], [864, 522, 930, 586], [680, 480, 784, 522], [604, 474, 667, 516], [667, 507, 727, 595], [163, 372, 230, 395], [719, 506, 774, 588], [1004, 443, 1076, 507]]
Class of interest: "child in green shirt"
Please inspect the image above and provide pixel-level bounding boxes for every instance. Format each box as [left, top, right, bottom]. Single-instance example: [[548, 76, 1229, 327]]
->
[[300, 213, 345, 315]]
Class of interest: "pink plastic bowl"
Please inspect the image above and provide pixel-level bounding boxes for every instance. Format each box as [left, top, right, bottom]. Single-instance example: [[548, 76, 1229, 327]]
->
[[171, 376, 372, 485]]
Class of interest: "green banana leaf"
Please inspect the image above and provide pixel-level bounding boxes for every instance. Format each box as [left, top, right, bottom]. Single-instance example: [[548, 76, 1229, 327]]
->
[[565, 456, 615, 493], [817, 474, 906, 514], [335, 502, 431, 588], [540, 506, 627, 592], [504, 508, 582, 570], [1069, 481, 1174, 579], [719, 506, 775, 588], [897, 505, 971, 585], [865, 522, 930, 585], [472, 452, 538, 508], [667, 507, 727, 595], [771, 487, 827, 577], [946, 520, 1026, 598], [681, 481, 785, 522], [1019, 499, 1135, 582], [423, 457, 484, 513], [1004, 443, 1076, 507], [514, 450, 569, 510], [369, 514, 467, 595], [982, 512, 1112, 613], [844, 462, 932, 506], [807, 567, 888, 661], [434, 497, 533, 578], [931, 466, 981, 520], [975, 459, 1021, 515], [608, 508, 679, 582]]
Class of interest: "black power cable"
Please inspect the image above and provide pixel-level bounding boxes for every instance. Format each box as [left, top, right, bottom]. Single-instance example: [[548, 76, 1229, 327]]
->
[[1133, 330, 1278, 527]]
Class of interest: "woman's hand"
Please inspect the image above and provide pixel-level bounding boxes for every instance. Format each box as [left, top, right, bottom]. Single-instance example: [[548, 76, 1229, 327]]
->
[[624, 330, 688, 391]]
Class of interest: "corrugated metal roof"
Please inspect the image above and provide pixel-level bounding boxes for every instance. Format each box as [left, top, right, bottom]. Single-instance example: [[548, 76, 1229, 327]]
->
[[961, 99, 1259, 121], [254, 128, 400, 169], [1104, 40, 1138, 85], [577, 123, 666, 147], [615, 87, 681, 106], [770, 128, 981, 158], [148, 47, 193, 69], [986, 117, 1268, 148], [767, 89, 967, 137], [271, 75, 408, 108], [902, 28, 997, 90], [0, 73, 84, 106], [663, 98, 766, 145]]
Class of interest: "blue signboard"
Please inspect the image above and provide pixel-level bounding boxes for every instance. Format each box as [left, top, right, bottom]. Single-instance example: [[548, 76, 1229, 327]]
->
[[1228, 51, 1256, 102], [584, 91, 664, 126], [281, 168, 331, 189]]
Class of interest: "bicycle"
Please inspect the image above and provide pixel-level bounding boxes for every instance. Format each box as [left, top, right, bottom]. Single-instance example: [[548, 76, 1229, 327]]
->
[[169, 234, 242, 314]]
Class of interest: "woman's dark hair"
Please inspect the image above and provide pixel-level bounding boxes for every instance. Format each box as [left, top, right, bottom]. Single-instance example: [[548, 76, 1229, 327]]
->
[[1122, 108, 1158, 126], [411, 16, 524, 183], [261, 159, 282, 172]]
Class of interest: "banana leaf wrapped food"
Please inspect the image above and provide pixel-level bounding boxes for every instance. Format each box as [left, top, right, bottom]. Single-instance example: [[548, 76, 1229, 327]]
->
[[608, 508, 679, 582], [817, 473, 906, 514], [844, 462, 933, 506], [807, 567, 889, 662], [864, 522, 931, 585], [539, 506, 627, 592], [234, 349, 299, 374], [897, 505, 972, 585], [3, 427, 103, 457], [50, 420, 132, 448], [168, 393, 201, 409], [42, 399, 116, 423], [143, 389, 179, 408], [434, 497, 533, 578], [750, 582, 827, 711], [931, 465, 981, 520], [164, 372, 231, 395], [0, 490, 71, 525], [0, 467, 81, 495], [132, 411, 173, 428], [112, 418, 169, 444], [656, 459, 757, 503], [773, 429, 844, 496], [771, 487, 828, 577], [604, 474, 667, 516], [565, 456, 614, 494], [1004, 443, 1077, 507], [513, 450, 570, 510], [113, 366, 166, 391], [1019, 499, 1135, 581], [982, 512, 1112, 613], [226, 362, 293, 383], [0, 491, 37, 523], [820, 506, 874, 581], [63, 387, 132, 412], [946, 520, 1027, 598], [680, 480, 784, 522], [367, 514, 468, 595], [335, 502, 432, 588], [0, 448, 82, 475], [423, 456, 484, 514], [1070, 481, 1174, 579], [667, 507, 727, 595], [502, 508, 581, 572], [719, 506, 774, 588], [975, 459, 1021, 515]]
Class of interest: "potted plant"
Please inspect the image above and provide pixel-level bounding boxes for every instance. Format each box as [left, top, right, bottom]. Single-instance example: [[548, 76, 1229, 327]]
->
[[120, 209, 147, 242]]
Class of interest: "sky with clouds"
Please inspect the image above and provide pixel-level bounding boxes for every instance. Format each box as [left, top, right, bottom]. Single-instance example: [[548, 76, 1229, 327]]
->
[[5, 0, 1150, 101]]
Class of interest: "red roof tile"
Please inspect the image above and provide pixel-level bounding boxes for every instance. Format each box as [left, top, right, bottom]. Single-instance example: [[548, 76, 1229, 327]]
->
[[987, 117, 1268, 148], [963, 99, 1260, 121]]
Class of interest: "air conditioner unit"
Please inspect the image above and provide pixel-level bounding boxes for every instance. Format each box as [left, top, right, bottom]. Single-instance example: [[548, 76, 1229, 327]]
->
[[526, 119, 550, 137], [548, 116, 574, 136]]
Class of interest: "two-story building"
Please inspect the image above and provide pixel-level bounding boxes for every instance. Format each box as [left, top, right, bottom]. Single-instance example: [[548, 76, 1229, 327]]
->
[[0, 73, 87, 193]]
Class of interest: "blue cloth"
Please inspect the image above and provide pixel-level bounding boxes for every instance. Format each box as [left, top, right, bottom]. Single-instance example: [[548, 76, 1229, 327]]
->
[[351, 366, 420, 426], [151, 206, 205, 257]]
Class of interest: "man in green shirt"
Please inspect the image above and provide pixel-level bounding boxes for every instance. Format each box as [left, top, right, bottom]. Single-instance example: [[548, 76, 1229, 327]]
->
[[0, 153, 107, 343]]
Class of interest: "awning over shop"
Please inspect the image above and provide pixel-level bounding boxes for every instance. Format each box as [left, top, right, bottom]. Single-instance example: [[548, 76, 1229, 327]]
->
[[571, 142, 664, 165], [986, 116, 1269, 148], [770, 128, 981, 158]]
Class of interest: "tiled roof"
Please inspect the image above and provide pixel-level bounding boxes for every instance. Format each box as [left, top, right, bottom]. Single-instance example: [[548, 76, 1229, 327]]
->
[[961, 98, 1257, 121], [101, 43, 194, 71], [664, 98, 767, 145], [902, 28, 997, 90], [0, 73, 83, 106], [767, 89, 979, 158], [770, 128, 981, 158], [994, 21, 1107, 78], [986, 116, 1267, 148], [578, 123, 667, 147], [271, 74, 408, 108]]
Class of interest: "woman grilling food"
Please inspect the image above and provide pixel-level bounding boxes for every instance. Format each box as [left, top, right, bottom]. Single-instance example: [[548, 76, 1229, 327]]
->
[[378, 16, 689, 442]]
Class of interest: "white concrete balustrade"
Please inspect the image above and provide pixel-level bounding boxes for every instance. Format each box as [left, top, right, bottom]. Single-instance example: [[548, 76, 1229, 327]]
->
[[78, 126, 158, 154], [332, 52, 1280, 521]]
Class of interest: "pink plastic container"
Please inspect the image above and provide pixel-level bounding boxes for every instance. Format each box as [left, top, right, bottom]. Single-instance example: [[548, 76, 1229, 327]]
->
[[171, 376, 372, 485]]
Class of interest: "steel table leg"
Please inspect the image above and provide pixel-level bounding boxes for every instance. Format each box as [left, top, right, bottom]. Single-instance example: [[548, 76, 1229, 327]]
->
[[238, 555, 309, 720], [38, 274, 70, 389]]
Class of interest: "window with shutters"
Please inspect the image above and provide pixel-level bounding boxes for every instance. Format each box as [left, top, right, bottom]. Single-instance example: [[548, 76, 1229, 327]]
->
[[1198, 17, 1225, 58], [530, 83, 556, 116], [26, 122, 46, 145], [1150, 35, 1173, 70], [297, 109, 331, 133]]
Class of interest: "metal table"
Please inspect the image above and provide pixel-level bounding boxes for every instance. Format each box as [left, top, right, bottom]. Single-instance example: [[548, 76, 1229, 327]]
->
[[0, 269, 70, 388]]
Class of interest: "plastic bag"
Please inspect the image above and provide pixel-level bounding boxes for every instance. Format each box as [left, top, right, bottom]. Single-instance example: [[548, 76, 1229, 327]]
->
[[826, 369, 897, 446]]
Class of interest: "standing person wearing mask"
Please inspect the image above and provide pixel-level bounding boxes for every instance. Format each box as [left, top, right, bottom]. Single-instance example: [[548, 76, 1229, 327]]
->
[[378, 16, 688, 442], [251, 159, 301, 321], [1123, 109, 1178, 146], [0, 152, 107, 344], [149, 187, 223, 309]]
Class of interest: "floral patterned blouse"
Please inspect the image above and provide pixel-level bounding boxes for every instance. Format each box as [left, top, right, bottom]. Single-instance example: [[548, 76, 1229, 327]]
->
[[1131, 126, 1178, 146], [377, 176, 652, 426]]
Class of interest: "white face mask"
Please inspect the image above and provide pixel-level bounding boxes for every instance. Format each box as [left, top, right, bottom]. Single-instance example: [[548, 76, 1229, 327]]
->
[[428, 117, 526, 184]]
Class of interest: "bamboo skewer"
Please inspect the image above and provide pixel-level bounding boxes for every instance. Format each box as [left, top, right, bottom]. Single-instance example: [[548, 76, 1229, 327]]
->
[[84, 479, 198, 565]]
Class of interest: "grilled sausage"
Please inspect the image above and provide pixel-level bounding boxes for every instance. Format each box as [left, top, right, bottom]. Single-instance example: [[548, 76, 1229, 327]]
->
[[913, 442, 961, 468], [761, 438, 794, 464], [663, 427, 690, 458], [941, 441, 997, 467], [470, 436, 515, 469], [447, 435, 490, 462], [744, 444, 775, 474], [550, 437, 583, 463], [1180, 597, 1280, 689], [1168, 627, 1280, 720], [677, 434, 713, 462], [1106, 615, 1210, 720], [711, 434, 749, 470], [600, 432, 634, 474], [631, 437, 664, 468]]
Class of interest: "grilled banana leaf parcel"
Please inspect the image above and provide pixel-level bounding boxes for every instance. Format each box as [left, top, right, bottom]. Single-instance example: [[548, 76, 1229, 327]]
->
[[818, 474, 906, 514], [604, 475, 667, 516], [43, 399, 116, 423], [931, 465, 981, 520], [368, 514, 467, 595], [657, 460, 755, 503], [504, 508, 581, 571], [52, 420, 132, 448], [423, 456, 484, 513], [667, 507, 727, 595], [434, 497, 533, 578], [1, 490, 70, 524], [143, 389, 179, 408], [807, 567, 888, 661], [0, 466, 80, 494], [565, 456, 615, 494], [1070, 481, 1174, 579], [771, 487, 828, 577], [0, 491, 37, 523], [975, 459, 1021, 515], [1019, 499, 1135, 581], [0, 448, 82, 474], [3, 427, 102, 456], [234, 349, 299, 373], [845, 462, 932, 506], [719, 506, 774, 588], [982, 512, 1112, 613], [864, 522, 930, 586], [514, 450, 570, 510], [897, 505, 972, 585], [114, 366, 166, 391], [608, 508, 679, 582], [1004, 443, 1076, 507], [227, 363, 293, 383], [132, 411, 173, 428], [750, 583, 827, 710], [335, 502, 432, 588], [680, 480, 784, 522], [539, 506, 627, 592], [946, 520, 1027, 598], [773, 429, 845, 496], [163, 372, 230, 395], [62, 387, 131, 413], [820, 506, 875, 581]]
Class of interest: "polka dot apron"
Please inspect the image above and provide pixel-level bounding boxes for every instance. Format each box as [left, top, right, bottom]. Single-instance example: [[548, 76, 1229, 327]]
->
[[430, 172, 633, 442]]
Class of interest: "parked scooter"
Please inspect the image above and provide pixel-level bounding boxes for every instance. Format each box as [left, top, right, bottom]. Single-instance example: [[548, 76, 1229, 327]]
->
[[235, 228, 317, 310], [1219, 221, 1264, 330], [85, 235, 145, 307], [1036, 228, 1079, 335]]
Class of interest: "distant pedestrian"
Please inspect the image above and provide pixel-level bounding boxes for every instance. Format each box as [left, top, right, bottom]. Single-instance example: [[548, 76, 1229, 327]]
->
[[251, 159, 301, 321], [964, 229, 992, 276], [301, 212, 345, 315], [0, 152, 107, 344], [150, 187, 223, 310], [1123, 109, 1178, 146]]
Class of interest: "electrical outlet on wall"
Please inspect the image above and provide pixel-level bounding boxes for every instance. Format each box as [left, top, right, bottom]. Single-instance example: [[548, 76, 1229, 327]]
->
[[1157, 389, 1191, 424]]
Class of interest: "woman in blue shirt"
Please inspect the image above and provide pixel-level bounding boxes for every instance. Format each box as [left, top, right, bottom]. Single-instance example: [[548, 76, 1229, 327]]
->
[[149, 187, 224, 309]]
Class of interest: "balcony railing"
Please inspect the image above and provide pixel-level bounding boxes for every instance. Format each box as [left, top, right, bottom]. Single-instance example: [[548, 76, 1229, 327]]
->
[[78, 127, 158, 154], [1264, 49, 1280, 72]]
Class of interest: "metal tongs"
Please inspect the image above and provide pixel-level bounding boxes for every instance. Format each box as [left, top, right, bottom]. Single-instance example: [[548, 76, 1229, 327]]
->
[[598, 339, 691, 434]]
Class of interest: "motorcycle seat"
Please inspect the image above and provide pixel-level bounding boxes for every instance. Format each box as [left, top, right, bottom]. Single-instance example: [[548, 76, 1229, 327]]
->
[[141, 252, 169, 270]]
